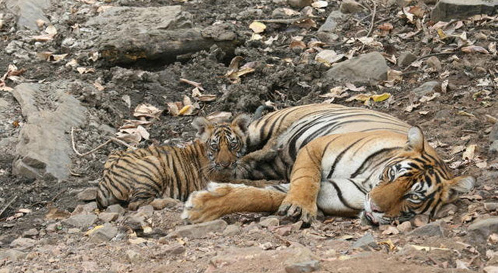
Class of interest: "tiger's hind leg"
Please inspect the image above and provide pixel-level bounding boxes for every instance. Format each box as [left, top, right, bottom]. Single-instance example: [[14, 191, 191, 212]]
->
[[181, 182, 286, 223], [128, 190, 157, 210]]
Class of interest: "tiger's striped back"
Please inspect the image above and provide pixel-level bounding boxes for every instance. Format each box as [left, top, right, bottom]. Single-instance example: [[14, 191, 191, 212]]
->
[[238, 104, 411, 180]]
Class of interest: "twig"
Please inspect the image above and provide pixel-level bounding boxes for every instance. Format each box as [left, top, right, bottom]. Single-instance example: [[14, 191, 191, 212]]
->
[[366, 0, 377, 37], [51, 189, 67, 203], [110, 137, 137, 150], [0, 196, 18, 218], [71, 127, 113, 156], [71, 127, 136, 157], [179, 78, 204, 91]]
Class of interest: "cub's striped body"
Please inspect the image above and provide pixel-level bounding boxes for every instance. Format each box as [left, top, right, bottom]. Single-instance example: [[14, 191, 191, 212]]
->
[[182, 105, 475, 225], [97, 115, 251, 210]]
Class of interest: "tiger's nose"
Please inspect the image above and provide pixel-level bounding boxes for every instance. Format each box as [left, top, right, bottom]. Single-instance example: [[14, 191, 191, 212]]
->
[[217, 161, 232, 168]]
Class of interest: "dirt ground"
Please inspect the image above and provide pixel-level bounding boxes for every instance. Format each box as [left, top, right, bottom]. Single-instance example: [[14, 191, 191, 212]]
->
[[0, 0, 497, 272]]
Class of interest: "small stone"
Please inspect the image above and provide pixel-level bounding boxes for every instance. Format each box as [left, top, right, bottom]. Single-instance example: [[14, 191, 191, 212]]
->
[[398, 52, 417, 67], [223, 224, 242, 236], [67, 228, 81, 234], [62, 214, 98, 229], [259, 217, 280, 228], [126, 250, 141, 263], [168, 220, 228, 239], [340, 0, 363, 13], [318, 11, 345, 33], [287, 0, 312, 9], [435, 203, 457, 218], [106, 204, 126, 215], [89, 224, 118, 242], [136, 205, 154, 217], [408, 220, 448, 237], [10, 238, 36, 249], [431, 0, 498, 22], [22, 228, 38, 238], [285, 260, 320, 273], [325, 52, 389, 83], [352, 233, 377, 249], [489, 141, 498, 153], [77, 188, 98, 201], [410, 81, 440, 100], [396, 221, 412, 233], [72, 202, 98, 215], [485, 203, 498, 211], [161, 244, 186, 255], [46, 223, 60, 233], [426, 56, 442, 71], [123, 215, 146, 231], [98, 212, 119, 222]]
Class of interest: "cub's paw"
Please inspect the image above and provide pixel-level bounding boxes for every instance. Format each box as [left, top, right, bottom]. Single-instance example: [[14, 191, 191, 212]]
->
[[181, 182, 233, 224], [277, 197, 317, 225]]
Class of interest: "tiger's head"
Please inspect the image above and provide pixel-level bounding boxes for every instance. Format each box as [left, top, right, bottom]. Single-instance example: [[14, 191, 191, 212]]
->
[[192, 114, 251, 182], [362, 127, 475, 225]]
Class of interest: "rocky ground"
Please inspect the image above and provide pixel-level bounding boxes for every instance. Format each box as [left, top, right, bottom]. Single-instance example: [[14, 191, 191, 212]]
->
[[0, 0, 497, 272]]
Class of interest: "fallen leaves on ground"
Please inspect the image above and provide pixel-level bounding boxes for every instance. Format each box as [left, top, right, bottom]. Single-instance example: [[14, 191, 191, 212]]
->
[[224, 56, 257, 84]]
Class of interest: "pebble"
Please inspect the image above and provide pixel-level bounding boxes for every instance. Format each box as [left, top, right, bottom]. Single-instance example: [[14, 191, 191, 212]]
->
[[287, 0, 312, 9], [340, 0, 363, 13], [67, 228, 81, 234], [484, 203, 498, 211], [408, 220, 448, 237], [77, 188, 98, 201], [396, 221, 412, 233], [223, 224, 242, 236], [98, 212, 119, 222], [149, 198, 180, 210], [468, 217, 498, 242], [126, 250, 141, 263], [106, 204, 126, 215], [0, 249, 27, 261], [22, 228, 39, 238], [62, 214, 98, 229], [426, 56, 442, 71], [10, 238, 36, 249], [161, 244, 186, 255], [352, 233, 376, 249], [89, 224, 118, 242], [285, 260, 320, 273], [259, 217, 280, 228]]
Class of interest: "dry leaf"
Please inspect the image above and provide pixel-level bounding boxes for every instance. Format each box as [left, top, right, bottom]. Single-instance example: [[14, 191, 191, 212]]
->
[[178, 104, 195, 116], [382, 226, 400, 235], [135, 125, 150, 140], [372, 93, 391, 102], [292, 18, 317, 29], [378, 22, 394, 31], [66, 59, 78, 68], [167, 102, 179, 116], [116, 129, 142, 145], [404, 103, 420, 112], [408, 245, 450, 251], [85, 225, 104, 236], [120, 120, 152, 129], [207, 111, 232, 122], [134, 104, 162, 119], [45, 207, 71, 220], [378, 239, 397, 251], [76, 67, 95, 74], [461, 46, 489, 54], [290, 40, 307, 50], [457, 111, 476, 118], [249, 21, 266, 34], [462, 144, 477, 160]]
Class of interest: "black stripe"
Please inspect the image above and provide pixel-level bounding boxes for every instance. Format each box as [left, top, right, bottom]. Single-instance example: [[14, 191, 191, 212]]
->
[[327, 137, 365, 179], [350, 147, 400, 178], [328, 180, 356, 210]]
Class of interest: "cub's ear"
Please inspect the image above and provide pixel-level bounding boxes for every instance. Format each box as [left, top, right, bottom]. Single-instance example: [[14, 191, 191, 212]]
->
[[407, 126, 424, 153], [192, 117, 213, 142], [444, 176, 476, 203], [231, 114, 251, 135]]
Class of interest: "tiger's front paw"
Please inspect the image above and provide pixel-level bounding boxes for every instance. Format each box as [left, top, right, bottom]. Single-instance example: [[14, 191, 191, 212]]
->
[[277, 196, 317, 224], [181, 182, 232, 224]]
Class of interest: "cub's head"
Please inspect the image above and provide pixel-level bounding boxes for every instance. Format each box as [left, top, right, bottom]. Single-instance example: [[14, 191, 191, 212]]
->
[[362, 127, 475, 225], [192, 114, 251, 181]]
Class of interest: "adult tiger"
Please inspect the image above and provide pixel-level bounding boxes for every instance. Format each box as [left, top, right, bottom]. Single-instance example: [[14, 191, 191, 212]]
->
[[96, 115, 252, 210], [182, 121, 475, 226]]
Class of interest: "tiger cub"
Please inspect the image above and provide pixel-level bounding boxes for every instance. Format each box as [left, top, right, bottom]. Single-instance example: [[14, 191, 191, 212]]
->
[[182, 116, 475, 226], [96, 115, 252, 210]]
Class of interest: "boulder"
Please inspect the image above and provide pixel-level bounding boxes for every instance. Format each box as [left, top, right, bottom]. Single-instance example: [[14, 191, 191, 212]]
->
[[168, 219, 228, 239], [12, 82, 87, 180], [325, 52, 389, 83], [468, 217, 498, 243], [83, 6, 240, 66], [5, 0, 51, 30], [408, 220, 449, 237], [432, 0, 498, 22]]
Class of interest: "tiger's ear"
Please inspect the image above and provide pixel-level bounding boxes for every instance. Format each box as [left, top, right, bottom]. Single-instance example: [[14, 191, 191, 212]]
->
[[444, 175, 475, 202], [192, 117, 213, 142], [407, 126, 424, 153], [231, 114, 251, 135]]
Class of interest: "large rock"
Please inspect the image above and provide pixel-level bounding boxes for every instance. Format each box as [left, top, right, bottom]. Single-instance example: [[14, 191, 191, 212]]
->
[[62, 214, 97, 229], [325, 52, 389, 83], [468, 217, 498, 243], [12, 82, 87, 180], [408, 220, 449, 237], [83, 6, 240, 65], [431, 0, 498, 22], [5, 0, 51, 30], [168, 219, 228, 239]]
